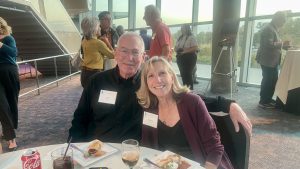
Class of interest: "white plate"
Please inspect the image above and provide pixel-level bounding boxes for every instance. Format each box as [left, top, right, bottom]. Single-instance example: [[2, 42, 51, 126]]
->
[[140, 150, 204, 169], [73, 142, 119, 167]]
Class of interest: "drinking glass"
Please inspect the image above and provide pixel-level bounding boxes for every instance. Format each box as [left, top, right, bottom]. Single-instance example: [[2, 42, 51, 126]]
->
[[121, 139, 140, 169], [51, 147, 74, 169]]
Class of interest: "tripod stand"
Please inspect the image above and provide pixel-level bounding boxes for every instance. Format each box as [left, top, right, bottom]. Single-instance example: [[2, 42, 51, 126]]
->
[[205, 45, 237, 99]]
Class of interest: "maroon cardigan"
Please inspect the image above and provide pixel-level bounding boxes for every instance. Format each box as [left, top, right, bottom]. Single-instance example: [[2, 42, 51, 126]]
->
[[141, 92, 233, 169]]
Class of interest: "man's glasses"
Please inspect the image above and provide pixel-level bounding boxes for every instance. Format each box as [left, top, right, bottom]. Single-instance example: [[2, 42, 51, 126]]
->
[[118, 48, 142, 58]]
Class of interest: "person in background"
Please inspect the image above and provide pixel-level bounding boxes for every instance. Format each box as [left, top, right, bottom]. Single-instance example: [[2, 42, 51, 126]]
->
[[175, 24, 199, 90], [80, 16, 114, 88], [136, 57, 233, 169], [0, 17, 19, 151], [69, 32, 252, 144], [139, 28, 151, 51], [143, 5, 172, 62], [193, 67, 199, 84], [256, 11, 290, 109], [116, 25, 125, 37], [98, 11, 119, 49]]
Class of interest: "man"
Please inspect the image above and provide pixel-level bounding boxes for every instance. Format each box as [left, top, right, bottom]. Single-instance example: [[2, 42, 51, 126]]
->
[[69, 32, 252, 143], [256, 11, 290, 108], [143, 5, 172, 62], [116, 25, 125, 37], [98, 11, 119, 48], [139, 28, 151, 51]]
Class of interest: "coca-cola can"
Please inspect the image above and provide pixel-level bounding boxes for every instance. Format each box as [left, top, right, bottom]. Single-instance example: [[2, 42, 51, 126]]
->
[[21, 148, 42, 169]]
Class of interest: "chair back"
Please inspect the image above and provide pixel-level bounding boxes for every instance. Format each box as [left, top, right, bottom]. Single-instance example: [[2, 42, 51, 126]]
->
[[210, 113, 250, 169]]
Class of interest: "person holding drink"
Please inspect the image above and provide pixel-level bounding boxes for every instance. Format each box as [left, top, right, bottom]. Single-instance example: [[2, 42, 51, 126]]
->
[[136, 57, 233, 169]]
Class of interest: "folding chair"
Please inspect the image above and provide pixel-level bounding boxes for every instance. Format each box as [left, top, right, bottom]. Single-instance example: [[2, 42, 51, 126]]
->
[[210, 113, 250, 169]]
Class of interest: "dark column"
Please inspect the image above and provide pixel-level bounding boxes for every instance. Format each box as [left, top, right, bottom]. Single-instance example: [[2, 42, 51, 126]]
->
[[211, 0, 240, 93]]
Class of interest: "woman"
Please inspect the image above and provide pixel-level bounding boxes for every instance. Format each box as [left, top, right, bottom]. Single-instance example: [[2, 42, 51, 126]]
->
[[136, 57, 233, 169], [80, 16, 114, 88], [175, 24, 199, 90], [0, 17, 19, 151]]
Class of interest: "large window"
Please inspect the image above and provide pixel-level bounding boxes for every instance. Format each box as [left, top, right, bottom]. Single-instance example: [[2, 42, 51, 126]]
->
[[256, 0, 300, 16], [247, 19, 270, 84], [112, 0, 128, 29], [195, 24, 213, 78], [198, 0, 213, 22], [161, 0, 193, 25], [136, 0, 155, 28], [86, 0, 300, 85], [240, 0, 247, 18], [96, 0, 108, 12]]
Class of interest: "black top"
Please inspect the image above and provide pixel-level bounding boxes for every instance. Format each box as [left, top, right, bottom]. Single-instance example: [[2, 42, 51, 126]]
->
[[69, 67, 143, 143], [158, 120, 194, 160]]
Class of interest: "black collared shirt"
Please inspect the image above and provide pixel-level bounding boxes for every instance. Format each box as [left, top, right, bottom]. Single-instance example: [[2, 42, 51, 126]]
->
[[69, 67, 143, 143]]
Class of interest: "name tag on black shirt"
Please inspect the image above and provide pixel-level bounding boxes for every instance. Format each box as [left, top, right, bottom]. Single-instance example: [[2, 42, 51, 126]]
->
[[98, 90, 117, 104], [143, 111, 158, 128]]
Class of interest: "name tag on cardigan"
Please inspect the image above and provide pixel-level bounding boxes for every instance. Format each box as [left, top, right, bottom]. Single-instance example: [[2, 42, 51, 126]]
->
[[98, 90, 117, 104], [143, 111, 158, 128]]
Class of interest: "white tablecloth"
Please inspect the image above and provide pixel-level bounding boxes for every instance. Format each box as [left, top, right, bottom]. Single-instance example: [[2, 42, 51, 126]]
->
[[0, 143, 204, 169], [275, 50, 300, 104], [0, 143, 161, 169]]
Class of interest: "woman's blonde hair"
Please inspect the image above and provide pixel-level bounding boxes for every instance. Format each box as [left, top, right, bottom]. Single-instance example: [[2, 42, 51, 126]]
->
[[0, 17, 12, 35], [136, 56, 190, 109], [81, 16, 99, 40]]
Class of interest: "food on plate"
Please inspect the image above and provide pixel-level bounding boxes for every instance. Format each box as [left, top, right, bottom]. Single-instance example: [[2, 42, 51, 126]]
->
[[87, 139, 106, 157], [156, 154, 191, 169]]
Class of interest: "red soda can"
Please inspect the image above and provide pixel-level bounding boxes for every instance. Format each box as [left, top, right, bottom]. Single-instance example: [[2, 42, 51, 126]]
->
[[21, 148, 42, 169]]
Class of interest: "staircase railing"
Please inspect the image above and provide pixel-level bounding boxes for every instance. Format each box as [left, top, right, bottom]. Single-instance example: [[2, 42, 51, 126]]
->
[[17, 53, 80, 98]]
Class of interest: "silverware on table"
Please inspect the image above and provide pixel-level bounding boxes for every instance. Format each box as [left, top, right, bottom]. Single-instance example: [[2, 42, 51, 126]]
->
[[143, 158, 161, 168]]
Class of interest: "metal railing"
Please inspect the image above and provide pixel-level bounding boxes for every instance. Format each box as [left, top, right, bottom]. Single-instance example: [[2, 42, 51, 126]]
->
[[17, 53, 80, 98]]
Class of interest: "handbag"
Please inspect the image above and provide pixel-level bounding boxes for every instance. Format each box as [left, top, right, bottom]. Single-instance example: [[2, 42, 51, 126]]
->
[[71, 48, 83, 69]]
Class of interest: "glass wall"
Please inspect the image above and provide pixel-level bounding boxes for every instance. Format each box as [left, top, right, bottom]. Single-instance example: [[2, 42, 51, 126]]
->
[[135, 0, 155, 28], [96, 0, 108, 12], [256, 0, 300, 16], [113, 0, 128, 29], [161, 0, 193, 25], [84, 0, 300, 85], [198, 0, 213, 22]]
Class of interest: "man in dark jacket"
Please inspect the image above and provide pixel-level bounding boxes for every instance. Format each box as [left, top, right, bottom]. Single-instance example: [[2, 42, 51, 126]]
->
[[256, 11, 290, 108]]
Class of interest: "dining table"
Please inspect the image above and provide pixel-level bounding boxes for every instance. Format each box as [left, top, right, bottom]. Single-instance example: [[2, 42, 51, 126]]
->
[[275, 49, 300, 115], [0, 142, 204, 169]]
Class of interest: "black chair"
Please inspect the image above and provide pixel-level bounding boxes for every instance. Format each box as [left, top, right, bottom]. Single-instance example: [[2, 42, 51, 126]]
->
[[209, 113, 250, 169]]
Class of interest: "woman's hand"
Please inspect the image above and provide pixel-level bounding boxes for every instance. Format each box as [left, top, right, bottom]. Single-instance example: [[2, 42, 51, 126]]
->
[[0, 42, 3, 48], [100, 36, 113, 50], [229, 103, 252, 136]]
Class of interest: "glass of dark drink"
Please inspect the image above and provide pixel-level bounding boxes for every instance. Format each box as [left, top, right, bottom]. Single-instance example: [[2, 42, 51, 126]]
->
[[51, 147, 74, 169], [121, 139, 140, 169]]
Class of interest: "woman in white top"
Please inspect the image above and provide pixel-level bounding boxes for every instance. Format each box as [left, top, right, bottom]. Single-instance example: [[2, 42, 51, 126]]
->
[[175, 24, 199, 90]]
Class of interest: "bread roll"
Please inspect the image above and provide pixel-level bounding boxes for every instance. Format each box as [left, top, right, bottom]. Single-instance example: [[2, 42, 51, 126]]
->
[[87, 139, 104, 156]]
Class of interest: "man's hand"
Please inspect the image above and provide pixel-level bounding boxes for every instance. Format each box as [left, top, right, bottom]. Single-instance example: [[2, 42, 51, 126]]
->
[[229, 103, 252, 136]]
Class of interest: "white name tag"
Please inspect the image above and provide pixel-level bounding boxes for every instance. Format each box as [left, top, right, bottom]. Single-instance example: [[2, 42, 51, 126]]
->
[[143, 111, 158, 128], [98, 90, 117, 104]]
